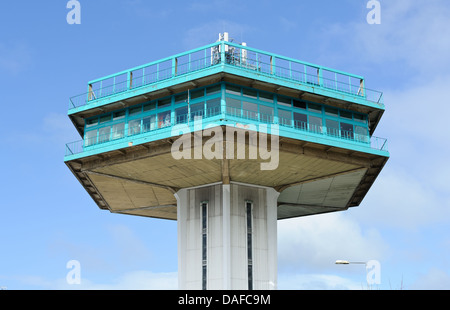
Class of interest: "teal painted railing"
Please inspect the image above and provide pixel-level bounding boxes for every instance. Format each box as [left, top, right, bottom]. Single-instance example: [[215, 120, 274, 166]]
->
[[69, 41, 383, 110], [65, 107, 388, 158]]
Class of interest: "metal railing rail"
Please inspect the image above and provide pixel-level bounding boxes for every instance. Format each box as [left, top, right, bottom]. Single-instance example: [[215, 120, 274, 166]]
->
[[65, 107, 388, 157], [68, 41, 384, 110]]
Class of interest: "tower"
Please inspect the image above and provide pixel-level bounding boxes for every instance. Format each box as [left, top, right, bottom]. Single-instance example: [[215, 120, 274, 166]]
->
[[65, 33, 389, 289]]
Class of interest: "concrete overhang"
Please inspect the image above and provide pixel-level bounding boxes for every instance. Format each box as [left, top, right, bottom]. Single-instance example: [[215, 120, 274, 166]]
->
[[65, 127, 388, 221]]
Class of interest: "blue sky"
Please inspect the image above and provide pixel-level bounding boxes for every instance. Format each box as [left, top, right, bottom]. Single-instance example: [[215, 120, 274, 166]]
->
[[1, 0, 449, 290]]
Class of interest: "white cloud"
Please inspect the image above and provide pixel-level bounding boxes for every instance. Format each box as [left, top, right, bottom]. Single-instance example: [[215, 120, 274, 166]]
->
[[277, 213, 387, 272], [62, 270, 178, 290], [7, 271, 178, 290], [410, 268, 450, 290], [315, 0, 450, 79], [278, 273, 363, 290]]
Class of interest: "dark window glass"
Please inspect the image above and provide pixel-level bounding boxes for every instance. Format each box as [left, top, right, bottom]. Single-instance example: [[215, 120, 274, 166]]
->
[[308, 103, 322, 113], [86, 118, 98, 128], [340, 122, 354, 139], [113, 111, 125, 120], [326, 119, 339, 136], [242, 101, 258, 120], [325, 106, 338, 116], [260, 105, 274, 123], [243, 88, 257, 99], [354, 113, 366, 122], [207, 98, 221, 116], [175, 106, 188, 124], [278, 109, 292, 126], [294, 112, 307, 130], [158, 98, 171, 108], [340, 110, 353, 120], [206, 84, 221, 95], [99, 114, 111, 124], [226, 97, 241, 116], [293, 100, 306, 110], [259, 91, 273, 103], [190, 102, 205, 120], [277, 95, 291, 107], [190, 89, 204, 100], [309, 116, 322, 133], [175, 93, 188, 105], [129, 106, 142, 116], [225, 84, 241, 95], [143, 101, 157, 112]]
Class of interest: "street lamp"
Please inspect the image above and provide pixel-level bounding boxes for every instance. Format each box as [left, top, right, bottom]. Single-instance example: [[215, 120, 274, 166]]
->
[[335, 260, 366, 265], [335, 259, 381, 286]]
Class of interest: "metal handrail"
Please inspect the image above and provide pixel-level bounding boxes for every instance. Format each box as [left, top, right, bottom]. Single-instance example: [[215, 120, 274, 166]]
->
[[68, 41, 384, 110], [65, 107, 388, 157]]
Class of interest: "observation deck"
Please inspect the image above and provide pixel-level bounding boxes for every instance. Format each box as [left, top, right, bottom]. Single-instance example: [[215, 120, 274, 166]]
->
[[64, 36, 389, 220], [65, 39, 387, 161]]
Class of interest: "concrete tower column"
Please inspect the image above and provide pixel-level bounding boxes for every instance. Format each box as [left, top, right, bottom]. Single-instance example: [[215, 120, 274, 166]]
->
[[175, 182, 279, 290]]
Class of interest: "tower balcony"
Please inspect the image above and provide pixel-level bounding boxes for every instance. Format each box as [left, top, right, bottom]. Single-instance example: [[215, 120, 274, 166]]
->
[[64, 37, 389, 221], [67, 40, 385, 138]]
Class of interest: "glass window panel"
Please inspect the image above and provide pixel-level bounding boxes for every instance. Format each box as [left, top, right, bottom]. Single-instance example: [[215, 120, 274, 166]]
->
[[355, 125, 368, 142], [190, 102, 205, 120], [99, 114, 111, 124], [98, 126, 111, 143], [242, 101, 258, 120], [129, 106, 142, 116], [128, 119, 141, 135], [112, 122, 125, 140], [158, 111, 171, 128], [85, 130, 97, 146], [86, 118, 98, 128], [175, 106, 188, 124], [259, 91, 273, 103], [143, 101, 157, 112], [308, 103, 322, 113], [326, 119, 339, 136], [206, 84, 221, 95], [325, 106, 339, 116], [143, 115, 157, 132], [175, 93, 188, 105], [277, 95, 291, 107], [243, 88, 257, 99], [259, 105, 274, 123], [340, 122, 354, 139], [190, 89, 204, 100], [278, 109, 292, 126], [294, 112, 307, 130], [340, 110, 353, 120], [113, 111, 125, 120], [293, 100, 306, 110], [354, 113, 367, 122], [225, 84, 241, 95], [309, 116, 322, 133], [158, 98, 171, 108], [207, 98, 221, 116], [226, 97, 241, 116]]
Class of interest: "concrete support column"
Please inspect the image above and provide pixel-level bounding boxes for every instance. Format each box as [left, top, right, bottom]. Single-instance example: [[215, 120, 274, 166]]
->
[[175, 182, 279, 290]]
